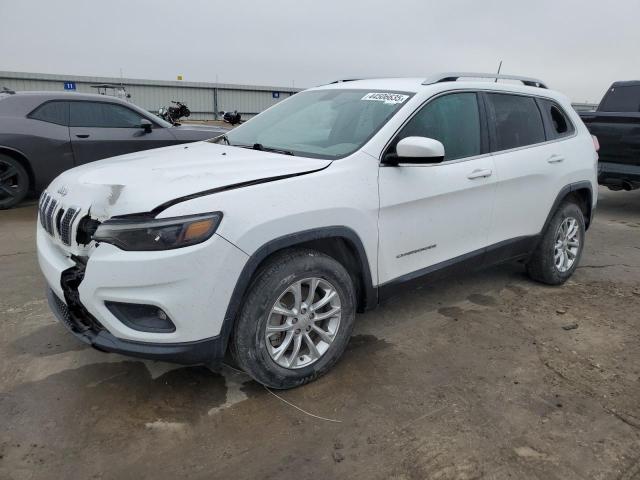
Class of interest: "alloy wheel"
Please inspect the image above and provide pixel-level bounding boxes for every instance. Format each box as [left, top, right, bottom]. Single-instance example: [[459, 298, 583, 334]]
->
[[265, 277, 342, 369], [554, 217, 580, 272], [0, 159, 23, 203]]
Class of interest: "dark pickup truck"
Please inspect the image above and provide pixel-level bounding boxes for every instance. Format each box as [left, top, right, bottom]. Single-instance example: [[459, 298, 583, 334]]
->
[[580, 81, 640, 191]]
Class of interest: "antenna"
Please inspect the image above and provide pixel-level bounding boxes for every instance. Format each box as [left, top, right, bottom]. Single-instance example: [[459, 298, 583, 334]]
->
[[495, 60, 503, 82]]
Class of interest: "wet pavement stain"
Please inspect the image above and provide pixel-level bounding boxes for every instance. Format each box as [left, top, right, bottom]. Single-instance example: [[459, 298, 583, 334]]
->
[[505, 283, 528, 296], [11, 323, 87, 357], [437, 306, 465, 320], [345, 334, 392, 353], [330, 334, 396, 384], [467, 293, 498, 306], [2, 361, 229, 434]]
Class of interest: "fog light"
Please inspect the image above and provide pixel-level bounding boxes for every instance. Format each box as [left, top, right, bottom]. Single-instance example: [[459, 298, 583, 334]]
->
[[105, 301, 176, 333]]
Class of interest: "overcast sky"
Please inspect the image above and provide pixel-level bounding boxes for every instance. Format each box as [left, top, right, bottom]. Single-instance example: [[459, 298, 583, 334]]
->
[[2, 0, 639, 102]]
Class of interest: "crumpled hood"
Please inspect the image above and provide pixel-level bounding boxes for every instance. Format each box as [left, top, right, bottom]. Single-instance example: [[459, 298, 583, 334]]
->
[[48, 142, 331, 219]]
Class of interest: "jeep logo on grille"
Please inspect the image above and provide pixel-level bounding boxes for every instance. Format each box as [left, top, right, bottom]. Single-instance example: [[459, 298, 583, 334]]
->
[[57, 186, 68, 196]]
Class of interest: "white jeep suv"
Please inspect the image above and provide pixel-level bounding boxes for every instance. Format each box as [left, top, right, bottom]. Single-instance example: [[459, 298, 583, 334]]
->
[[37, 73, 598, 388]]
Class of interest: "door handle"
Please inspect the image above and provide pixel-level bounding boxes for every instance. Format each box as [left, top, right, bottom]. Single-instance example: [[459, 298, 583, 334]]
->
[[467, 169, 492, 179], [75, 134, 90, 139], [547, 154, 564, 164]]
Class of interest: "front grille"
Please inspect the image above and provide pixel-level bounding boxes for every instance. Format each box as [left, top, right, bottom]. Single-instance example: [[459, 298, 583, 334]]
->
[[38, 192, 81, 246], [45, 197, 58, 234], [59, 207, 80, 245], [38, 193, 51, 231]]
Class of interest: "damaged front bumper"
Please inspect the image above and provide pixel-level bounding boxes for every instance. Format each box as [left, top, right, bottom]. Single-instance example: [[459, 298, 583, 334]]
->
[[46, 287, 223, 364], [37, 216, 249, 365]]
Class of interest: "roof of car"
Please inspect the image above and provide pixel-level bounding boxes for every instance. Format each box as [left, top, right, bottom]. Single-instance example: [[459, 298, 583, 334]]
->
[[4, 91, 130, 103], [610, 80, 640, 87]]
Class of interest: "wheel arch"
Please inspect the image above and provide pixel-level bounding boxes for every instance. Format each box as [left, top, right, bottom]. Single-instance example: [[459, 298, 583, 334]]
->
[[542, 181, 594, 233], [0, 146, 35, 192], [218, 227, 377, 354]]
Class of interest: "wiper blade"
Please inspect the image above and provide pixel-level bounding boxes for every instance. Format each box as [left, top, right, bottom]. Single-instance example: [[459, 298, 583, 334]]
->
[[252, 143, 295, 156], [215, 139, 295, 156], [216, 133, 230, 145]]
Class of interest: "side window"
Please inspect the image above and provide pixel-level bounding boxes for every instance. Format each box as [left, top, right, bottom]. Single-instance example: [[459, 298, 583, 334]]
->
[[394, 92, 481, 161], [29, 101, 69, 126], [538, 99, 575, 139], [70, 102, 144, 128], [486, 93, 545, 151]]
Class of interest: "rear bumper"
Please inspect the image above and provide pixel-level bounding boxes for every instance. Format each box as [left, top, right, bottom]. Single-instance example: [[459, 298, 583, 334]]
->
[[598, 162, 640, 187], [47, 289, 225, 364]]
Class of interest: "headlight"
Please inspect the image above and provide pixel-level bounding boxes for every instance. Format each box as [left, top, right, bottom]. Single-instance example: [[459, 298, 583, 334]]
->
[[93, 212, 222, 251]]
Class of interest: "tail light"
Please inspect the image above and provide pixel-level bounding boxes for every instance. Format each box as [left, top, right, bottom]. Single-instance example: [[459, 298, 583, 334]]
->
[[592, 135, 600, 152]]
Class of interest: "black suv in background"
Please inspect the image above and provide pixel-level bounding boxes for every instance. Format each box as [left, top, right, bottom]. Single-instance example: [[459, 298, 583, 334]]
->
[[580, 81, 640, 191], [0, 91, 226, 209]]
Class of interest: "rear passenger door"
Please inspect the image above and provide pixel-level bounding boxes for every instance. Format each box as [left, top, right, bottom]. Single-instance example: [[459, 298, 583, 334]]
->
[[484, 92, 568, 250], [69, 101, 176, 165]]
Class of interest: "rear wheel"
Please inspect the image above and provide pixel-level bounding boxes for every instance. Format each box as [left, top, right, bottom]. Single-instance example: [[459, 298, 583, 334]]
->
[[526, 201, 585, 285], [0, 155, 29, 210], [231, 249, 356, 389]]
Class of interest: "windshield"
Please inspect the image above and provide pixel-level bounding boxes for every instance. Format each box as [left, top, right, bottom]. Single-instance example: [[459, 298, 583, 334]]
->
[[210, 89, 413, 159]]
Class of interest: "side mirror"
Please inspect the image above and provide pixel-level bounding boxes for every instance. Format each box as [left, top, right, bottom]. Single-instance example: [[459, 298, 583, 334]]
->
[[386, 136, 445, 165], [140, 118, 153, 133]]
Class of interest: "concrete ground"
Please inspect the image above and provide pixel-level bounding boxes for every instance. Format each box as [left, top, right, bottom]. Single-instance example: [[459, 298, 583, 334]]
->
[[1, 188, 639, 480]]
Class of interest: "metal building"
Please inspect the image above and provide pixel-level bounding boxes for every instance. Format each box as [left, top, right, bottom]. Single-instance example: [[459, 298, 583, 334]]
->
[[0, 71, 301, 120]]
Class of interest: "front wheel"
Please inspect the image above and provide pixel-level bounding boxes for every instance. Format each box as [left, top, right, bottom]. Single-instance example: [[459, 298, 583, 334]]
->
[[526, 201, 586, 285], [231, 249, 356, 389]]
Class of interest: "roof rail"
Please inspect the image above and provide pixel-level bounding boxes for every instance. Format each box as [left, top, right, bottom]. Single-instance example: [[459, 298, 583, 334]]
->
[[328, 78, 365, 84], [423, 72, 548, 89]]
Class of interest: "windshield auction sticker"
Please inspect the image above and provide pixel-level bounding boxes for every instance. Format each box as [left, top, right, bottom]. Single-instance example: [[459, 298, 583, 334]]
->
[[361, 92, 410, 105]]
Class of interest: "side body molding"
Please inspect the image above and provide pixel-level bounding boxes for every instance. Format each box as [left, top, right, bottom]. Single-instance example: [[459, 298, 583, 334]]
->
[[380, 181, 595, 302]]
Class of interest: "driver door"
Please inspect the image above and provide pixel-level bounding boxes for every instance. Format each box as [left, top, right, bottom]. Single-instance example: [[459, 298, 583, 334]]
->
[[378, 92, 497, 288], [69, 101, 176, 165]]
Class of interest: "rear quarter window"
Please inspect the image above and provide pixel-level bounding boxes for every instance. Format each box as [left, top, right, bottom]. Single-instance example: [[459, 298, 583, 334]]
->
[[28, 101, 69, 126], [538, 98, 575, 139]]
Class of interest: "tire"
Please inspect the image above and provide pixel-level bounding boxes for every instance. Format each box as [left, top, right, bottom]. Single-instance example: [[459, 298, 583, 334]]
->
[[231, 248, 356, 389], [0, 154, 29, 210], [526, 201, 585, 285]]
